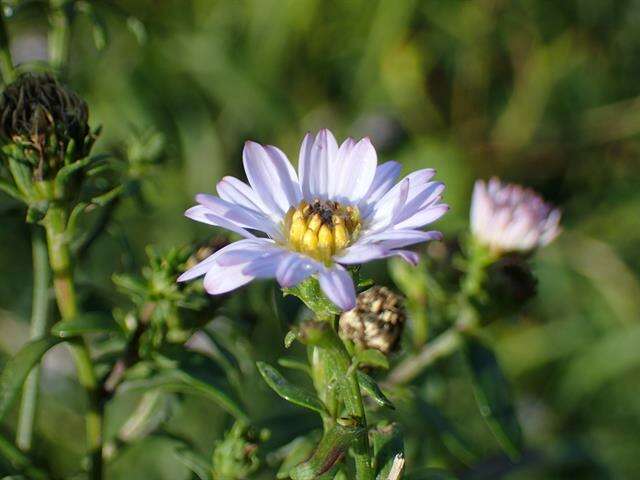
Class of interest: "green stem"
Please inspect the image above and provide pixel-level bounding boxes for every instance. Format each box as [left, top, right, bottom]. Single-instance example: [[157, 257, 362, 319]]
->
[[16, 227, 51, 452], [0, 433, 49, 480], [43, 203, 103, 480], [49, 0, 71, 75], [0, 5, 15, 84], [305, 322, 374, 480]]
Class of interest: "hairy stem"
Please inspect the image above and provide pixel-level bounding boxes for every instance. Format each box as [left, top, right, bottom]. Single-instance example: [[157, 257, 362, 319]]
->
[[43, 203, 103, 480], [16, 227, 51, 452]]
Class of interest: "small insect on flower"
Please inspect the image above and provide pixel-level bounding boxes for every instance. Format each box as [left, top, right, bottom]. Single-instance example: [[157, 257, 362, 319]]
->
[[470, 178, 561, 255], [179, 129, 448, 310]]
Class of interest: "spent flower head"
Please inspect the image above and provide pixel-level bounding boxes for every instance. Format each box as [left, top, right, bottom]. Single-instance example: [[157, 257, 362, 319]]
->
[[470, 177, 561, 256], [339, 286, 405, 355], [179, 129, 448, 310]]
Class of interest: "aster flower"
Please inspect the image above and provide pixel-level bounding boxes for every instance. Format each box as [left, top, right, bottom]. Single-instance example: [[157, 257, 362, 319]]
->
[[178, 129, 448, 310], [470, 177, 561, 255]]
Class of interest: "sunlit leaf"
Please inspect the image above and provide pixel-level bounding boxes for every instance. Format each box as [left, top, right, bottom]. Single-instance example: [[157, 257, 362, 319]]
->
[[290, 423, 363, 480], [257, 362, 327, 416], [464, 335, 522, 460], [355, 349, 389, 370], [357, 371, 394, 410], [273, 432, 322, 479]]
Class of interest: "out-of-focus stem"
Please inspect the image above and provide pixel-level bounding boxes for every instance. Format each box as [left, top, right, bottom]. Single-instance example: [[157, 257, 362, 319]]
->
[[386, 243, 492, 386], [16, 227, 50, 452], [49, 0, 70, 74], [43, 202, 103, 480], [0, 433, 49, 480], [0, 6, 15, 84]]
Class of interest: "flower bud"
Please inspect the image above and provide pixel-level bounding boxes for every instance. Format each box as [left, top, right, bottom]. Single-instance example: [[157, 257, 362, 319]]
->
[[470, 178, 561, 255], [0, 73, 92, 180], [339, 286, 405, 355]]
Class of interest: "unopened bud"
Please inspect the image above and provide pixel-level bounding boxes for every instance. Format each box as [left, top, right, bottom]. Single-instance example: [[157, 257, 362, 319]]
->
[[339, 286, 405, 355]]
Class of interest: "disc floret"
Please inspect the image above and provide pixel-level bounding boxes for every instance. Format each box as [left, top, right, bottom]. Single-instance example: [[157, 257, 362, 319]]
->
[[284, 199, 361, 263]]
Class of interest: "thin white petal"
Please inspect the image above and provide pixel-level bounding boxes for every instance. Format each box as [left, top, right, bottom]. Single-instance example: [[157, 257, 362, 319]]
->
[[318, 266, 356, 310], [299, 129, 338, 200], [184, 205, 256, 239], [334, 137, 377, 203], [243, 141, 301, 217]]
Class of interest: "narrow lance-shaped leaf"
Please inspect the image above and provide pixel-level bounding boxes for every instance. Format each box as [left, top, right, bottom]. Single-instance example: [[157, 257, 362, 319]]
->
[[51, 312, 121, 338], [257, 362, 327, 416], [290, 423, 364, 480], [0, 337, 62, 421], [174, 446, 211, 480], [357, 371, 395, 410], [274, 432, 322, 479], [355, 349, 389, 370], [464, 335, 523, 460]]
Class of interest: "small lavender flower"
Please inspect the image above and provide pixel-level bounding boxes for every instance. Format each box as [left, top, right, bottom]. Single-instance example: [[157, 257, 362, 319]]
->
[[179, 129, 448, 310], [470, 178, 561, 255]]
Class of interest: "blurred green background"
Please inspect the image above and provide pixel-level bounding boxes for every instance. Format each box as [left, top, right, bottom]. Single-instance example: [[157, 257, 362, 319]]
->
[[1, 0, 640, 478]]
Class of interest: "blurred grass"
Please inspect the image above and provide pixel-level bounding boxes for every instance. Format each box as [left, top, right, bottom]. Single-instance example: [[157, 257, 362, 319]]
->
[[1, 0, 640, 478]]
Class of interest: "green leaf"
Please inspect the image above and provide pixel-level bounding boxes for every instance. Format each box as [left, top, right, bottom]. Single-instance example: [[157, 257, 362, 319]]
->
[[51, 312, 121, 338], [283, 277, 341, 316], [174, 446, 211, 480], [257, 362, 327, 416], [290, 423, 363, 480], [464, 335, 523, 460], [0, 337, 61, 421], [357, 371, 394, 410], [273, 432, 322, 479], [121, 370, 248, 422], [371, 422, 404, 480], [278, 357, 311, 375], [355, 349, 389, 370]]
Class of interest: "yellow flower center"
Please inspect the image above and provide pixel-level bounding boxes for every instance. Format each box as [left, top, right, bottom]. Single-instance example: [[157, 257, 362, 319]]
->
[[283, 199, 361, 263]]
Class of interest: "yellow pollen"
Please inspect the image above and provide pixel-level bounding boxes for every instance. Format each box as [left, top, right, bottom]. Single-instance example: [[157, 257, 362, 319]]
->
[[283, 199, 361, 264]]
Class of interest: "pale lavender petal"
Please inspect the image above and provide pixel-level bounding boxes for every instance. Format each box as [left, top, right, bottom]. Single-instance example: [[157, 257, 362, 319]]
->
[[363, 161, 402, 204], [243, 141, 301, 217], [394, 181, 445, 225], [333, 244, 387, 264], [318, 266, 356, 310], [362, 229, 443, 249], [184, 205, 255, 239], [394, 203, 449, 229], [386, 249, 420, 266], [299, 129, 338, 200], [217, 176, 269, 216], [177, 239, 267, 282], [330, 138, 356, 198], [275, 253, 320, 287], [333, 137, 377, 203], [364, 177, 410, 232], [195, 193, 282, 239], [203, 262, 256, 294]]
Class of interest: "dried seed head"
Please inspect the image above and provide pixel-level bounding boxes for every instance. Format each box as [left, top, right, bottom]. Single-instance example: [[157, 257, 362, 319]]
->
[[339, 286, 405, 355], [0, 73, 91, 178]]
